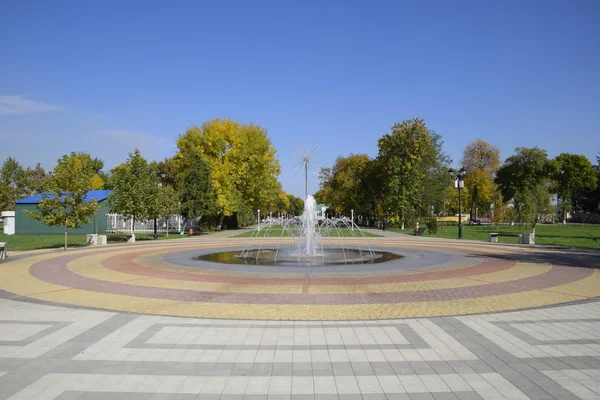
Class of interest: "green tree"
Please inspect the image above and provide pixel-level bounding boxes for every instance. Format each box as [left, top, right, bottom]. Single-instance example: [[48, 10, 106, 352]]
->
[[24, 152, 100, 250], [495, 147, 553, 231], [317, 154, 372, 217], [23, 163, 48, 196], [0, 157, 27, 210], [175, 119, 281, 226], [377, 118, 449, 229], [147, 183, 180, 237], [288, 195, 305, 216], [551, 153, 598, 222], [460, 139, 500, 222], [577, 153, 600, 212], [149, 157, 179, 190], [176, 150, 217, 226], [108, 149, 156, 238]]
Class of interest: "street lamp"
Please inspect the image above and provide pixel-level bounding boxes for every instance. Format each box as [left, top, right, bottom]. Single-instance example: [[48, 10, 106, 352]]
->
[[449, 167, 466, 239], [153, 172, 167, 240], [257, 209, 261, 232], [351, 209, 354, 231]]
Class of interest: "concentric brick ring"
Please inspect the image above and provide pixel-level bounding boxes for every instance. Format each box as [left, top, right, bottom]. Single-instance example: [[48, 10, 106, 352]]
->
[[1, 236, 599, 320]]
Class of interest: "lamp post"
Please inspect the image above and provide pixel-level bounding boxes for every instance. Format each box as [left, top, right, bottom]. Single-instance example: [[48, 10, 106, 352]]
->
[[153, 172, 167, 240], [449, 167, 466, 239], [257, 209, 261, 232], [351, 209, 354, 231]]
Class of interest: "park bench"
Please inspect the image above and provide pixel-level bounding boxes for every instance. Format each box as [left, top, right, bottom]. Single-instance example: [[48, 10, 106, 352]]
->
[[0, 242, 6, 260], [488, 232, 534, 244], [108, 233, 135, 243], [413, 227, 426, 236]]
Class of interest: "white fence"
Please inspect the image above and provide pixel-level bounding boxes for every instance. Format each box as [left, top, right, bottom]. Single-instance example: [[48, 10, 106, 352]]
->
[[106, 214, 185, 234]]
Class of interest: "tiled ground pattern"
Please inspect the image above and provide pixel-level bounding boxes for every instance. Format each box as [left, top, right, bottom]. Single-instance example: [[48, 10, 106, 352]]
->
[[0, 235, 598, 320], [3, 298, 600, 399]]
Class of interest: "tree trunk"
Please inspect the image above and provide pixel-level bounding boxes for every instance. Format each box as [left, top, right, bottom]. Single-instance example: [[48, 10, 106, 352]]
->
[[469, 187, 478, 224], [64, 221, 68, 251]]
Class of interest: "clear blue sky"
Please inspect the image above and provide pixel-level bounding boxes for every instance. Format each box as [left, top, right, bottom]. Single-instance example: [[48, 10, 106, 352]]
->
[[1, 0, 598, 198]]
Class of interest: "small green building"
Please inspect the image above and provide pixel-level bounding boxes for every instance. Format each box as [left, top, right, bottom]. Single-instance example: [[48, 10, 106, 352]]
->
[[15, 190, 112, 234]]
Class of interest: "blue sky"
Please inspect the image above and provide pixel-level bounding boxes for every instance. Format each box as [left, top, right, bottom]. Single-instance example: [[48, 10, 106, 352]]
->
[[1, 0, 598, 198]]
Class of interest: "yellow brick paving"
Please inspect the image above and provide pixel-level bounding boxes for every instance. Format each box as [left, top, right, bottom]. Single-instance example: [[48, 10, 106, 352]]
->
[[309, 263, 552, 294], [0, 238, 597, 320]]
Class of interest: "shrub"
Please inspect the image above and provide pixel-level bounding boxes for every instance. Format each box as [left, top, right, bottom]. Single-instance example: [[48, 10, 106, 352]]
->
[[425, 217, 438, 234]]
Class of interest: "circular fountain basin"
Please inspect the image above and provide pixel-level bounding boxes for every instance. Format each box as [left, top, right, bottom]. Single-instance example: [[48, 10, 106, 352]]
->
[[197, 248, 403, 266]]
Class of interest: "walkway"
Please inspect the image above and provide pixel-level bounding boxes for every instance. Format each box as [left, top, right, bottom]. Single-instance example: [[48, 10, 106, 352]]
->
[[0, 233, 599, 399]]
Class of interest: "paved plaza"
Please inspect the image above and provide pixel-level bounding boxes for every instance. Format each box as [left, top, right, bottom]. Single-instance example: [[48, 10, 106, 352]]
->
[[0, 231, 599, 399]]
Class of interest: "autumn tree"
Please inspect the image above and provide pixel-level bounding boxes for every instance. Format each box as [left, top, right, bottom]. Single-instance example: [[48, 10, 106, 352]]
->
[[551, 153, 598, 222], [24, 152, 100, 250], [460, 139, 500, 222], [495, 147, 553, 231], [175, 119, 281, 227]]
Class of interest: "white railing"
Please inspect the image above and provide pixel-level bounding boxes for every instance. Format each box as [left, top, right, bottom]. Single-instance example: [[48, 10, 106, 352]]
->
[[106, 214, 185, 234]]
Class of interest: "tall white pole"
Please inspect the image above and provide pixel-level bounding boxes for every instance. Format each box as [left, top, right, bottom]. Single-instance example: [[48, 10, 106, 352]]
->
[[351, 209, 354, 231], [257, 209, 261, 232]]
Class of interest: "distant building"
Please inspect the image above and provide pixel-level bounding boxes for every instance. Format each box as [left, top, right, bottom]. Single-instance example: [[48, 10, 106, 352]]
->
[[15, 190, 112, 234], [315, 204, 329, 220]]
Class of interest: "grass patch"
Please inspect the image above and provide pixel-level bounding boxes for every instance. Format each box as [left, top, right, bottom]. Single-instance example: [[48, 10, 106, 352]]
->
[[0, 232, 191, 251], [389, 223, 600, 249], [233, 227, 380, 238]]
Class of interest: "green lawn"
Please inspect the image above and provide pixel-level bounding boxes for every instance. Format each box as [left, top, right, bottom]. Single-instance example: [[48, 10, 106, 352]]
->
[[390, 223, 600, 249], [0, 232, 193, 251], [234, 226, 380, 238]]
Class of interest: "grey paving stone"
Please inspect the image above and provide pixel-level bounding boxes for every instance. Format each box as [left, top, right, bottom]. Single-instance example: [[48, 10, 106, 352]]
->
[[407, 394, 435, 400], [384, 395, 411, 400], [350, 362, 374, 376], [313, 395, 340, 400], [337, 395, 362, 400], [54, 391, 85, 400], [453, 393, 483, 400], [428, 362, 455, 375], [369, 361, 395, 375], [272, 363, 294, 376], [518, 389, 557, 400], [73, 393, 198, 399], [432, 393, 459, 400], [266, 395, 291, 400], [361, 394, 387, 400], [243, 395, 268, 400], [221, 395, 247, 400]]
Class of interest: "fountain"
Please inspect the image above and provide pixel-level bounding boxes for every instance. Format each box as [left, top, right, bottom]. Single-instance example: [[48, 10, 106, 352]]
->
[[231, 195, 388, 266]]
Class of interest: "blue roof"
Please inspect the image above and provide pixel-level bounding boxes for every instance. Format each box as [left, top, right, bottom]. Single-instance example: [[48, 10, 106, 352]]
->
[[16, 190, 112, 204]]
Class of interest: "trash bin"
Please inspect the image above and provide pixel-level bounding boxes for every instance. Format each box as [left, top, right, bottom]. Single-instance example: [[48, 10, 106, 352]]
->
[[86, 234, 98, 246], [522, 233, 535, 244], [189, 228, 193, 235]]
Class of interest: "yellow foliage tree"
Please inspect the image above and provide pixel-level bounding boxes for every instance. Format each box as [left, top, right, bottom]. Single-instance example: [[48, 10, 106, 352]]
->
[[461, 139, 500, 221], [175, 119, 281, 224]]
